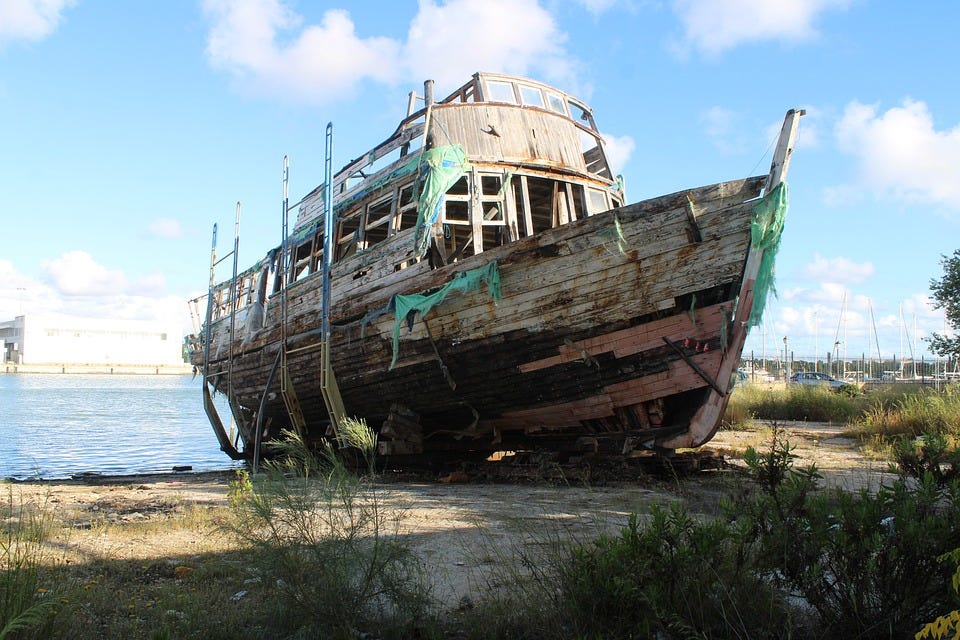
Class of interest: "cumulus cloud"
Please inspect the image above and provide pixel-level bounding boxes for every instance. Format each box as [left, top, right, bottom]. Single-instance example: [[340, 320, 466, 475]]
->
[[204, 0, 401, 103], [670, 0, 849, 56], [41, 250, 128, 296], [0, 0, 74, 47], [800, 254, 874, 285], [834, 99, 960, 210], [575, 0, 619, 14], [148, 218, 184, 239], [749, 280, 947, 361], [700, 106, 748, 153], [601, 132, 635, 175], [404, 0, 567, 91], [203, 0, 570, 103], [2, 255, 192, 331]]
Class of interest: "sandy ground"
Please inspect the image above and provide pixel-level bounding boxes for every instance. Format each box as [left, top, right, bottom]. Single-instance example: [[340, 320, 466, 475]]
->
[[4, 420, 893, 608]]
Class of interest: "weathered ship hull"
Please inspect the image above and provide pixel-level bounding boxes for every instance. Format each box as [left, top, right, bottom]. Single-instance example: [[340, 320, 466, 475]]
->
[[200, 175, 769, 457], [191, 73, 800, 461]]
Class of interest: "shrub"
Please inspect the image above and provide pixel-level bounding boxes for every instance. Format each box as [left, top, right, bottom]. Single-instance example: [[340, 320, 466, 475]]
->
[[228, 420, 434, 639], [226, 469, 252, 508], [916, 548, 960, 640], [0, 490, 56, 640], [560, 505, 789, 639], [735, 435, 960, 638], [891, 432, 960, 485]]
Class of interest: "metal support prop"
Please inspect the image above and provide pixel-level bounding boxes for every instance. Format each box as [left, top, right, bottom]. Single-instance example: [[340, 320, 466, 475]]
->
[[319, 122, 347, 437], [201, 222, 243, 459], [228, 203, 240, 403], [278, 155, 307, 438]]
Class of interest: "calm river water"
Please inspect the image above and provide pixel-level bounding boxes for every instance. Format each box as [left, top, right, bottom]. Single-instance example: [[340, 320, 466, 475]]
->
[[0, 374, 240, 480]]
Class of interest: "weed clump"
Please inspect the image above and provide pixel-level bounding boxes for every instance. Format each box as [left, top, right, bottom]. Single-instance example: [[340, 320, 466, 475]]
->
[[228, 419, 434, 640], [737, 427, 960, 639], [1, 490, 57, 639]]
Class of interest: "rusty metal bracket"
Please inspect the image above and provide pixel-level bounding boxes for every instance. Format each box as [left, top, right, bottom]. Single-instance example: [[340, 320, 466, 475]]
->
[[662, 336, 726, 395]]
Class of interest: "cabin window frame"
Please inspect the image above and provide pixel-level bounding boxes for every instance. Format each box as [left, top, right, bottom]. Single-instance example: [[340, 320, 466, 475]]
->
[[363, 195, 394, 249], [391, 181, 419, 236], [335, 208, 363, 261], [485, 80, 518, 104], [518, 84, 545, 108], [586, 187, 609, 215]]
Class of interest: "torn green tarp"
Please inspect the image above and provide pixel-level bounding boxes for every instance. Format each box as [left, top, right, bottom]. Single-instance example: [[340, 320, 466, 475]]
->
[[748, 181, 789, 327], [390, 261, 501, 368], [413, 145, 470, 258]]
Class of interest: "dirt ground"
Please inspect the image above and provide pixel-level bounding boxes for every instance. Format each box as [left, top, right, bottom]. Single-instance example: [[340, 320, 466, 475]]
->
[[4, 420, 894, 608]]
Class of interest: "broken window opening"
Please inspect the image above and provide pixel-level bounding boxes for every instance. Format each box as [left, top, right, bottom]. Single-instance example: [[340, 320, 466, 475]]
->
[[392, 182, 419, 235], [441, 223, 475, 262], [364, 197, 393, 248], [336, 211, 362, 261]]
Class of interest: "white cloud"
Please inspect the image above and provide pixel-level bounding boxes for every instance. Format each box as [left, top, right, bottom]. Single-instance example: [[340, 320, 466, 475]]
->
[[834, 99, 960, 210], [601, 132, 635, 175], [204, 0, 401, 103], [576, 0, 619, 14], [1, 255, 193, 332], [41, 250, 128, 296], [404, 0, 568, 92], [750, 282, 947, 360], [132, 272, 168, 297], [203, 0, 571, 103], [800, 254, 874, 285], [670, 0, 849, 56], [148, 218, 184, 239], [700, 106, 747, 153], [0, 0, 74, 47]]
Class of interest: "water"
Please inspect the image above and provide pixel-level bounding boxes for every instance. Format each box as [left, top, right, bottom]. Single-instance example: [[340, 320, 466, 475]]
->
[[0, 374, 241, 480]]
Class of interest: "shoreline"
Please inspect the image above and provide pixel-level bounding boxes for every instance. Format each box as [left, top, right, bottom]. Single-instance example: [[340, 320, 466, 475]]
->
[[2, 363, 195, 375], [4, 468, 239, 486]]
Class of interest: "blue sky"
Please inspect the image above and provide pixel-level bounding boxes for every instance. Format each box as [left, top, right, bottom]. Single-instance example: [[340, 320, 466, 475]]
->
[[1, 0, 958, 363]]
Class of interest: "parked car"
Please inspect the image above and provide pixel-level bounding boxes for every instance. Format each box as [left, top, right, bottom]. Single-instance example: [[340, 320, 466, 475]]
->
[[789, 371, 851, 390]]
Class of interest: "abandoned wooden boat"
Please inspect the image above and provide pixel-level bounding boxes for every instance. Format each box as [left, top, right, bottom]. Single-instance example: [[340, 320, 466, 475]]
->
[[189, 72, 802, 462]]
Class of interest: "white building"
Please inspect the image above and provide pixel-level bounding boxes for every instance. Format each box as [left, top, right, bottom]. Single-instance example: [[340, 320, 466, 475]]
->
[[1, 314, 185, 366]]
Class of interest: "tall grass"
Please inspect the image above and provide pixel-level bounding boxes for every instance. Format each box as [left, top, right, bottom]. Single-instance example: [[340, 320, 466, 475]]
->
[[227, 419, 434, 639], [0, 489, 56, 639], [724, 384, 866, 426], [857, 389, 960, 439], [725, 384, 960, 440]]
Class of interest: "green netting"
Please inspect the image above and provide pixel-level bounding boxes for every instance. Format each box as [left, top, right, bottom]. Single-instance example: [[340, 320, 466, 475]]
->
[[748, 181, 789, 327], [390, 261, 501, 368], [598, 213, 628, 257], [413, 145, 471, 258]]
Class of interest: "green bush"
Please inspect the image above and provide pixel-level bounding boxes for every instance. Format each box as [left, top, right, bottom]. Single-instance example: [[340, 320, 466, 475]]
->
[[891, 432, 960, 485], [228, 421, 435, 640], [735, 436, 960, 638], [0, 490, 56, 640], [560, 505, 789, 639]]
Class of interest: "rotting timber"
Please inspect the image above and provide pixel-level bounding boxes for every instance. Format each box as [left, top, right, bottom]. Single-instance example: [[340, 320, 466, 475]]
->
[[188, 72, 802, 464]]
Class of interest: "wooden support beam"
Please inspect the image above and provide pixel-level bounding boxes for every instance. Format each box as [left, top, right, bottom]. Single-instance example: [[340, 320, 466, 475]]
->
[[662, 336, 726, 395]]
